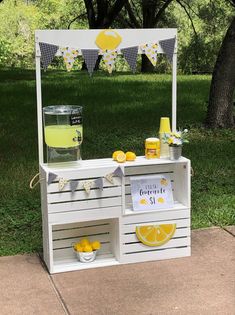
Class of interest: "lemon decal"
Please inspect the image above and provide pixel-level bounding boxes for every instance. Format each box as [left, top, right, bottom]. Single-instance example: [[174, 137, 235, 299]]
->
[[95, 29, 122, 50], [160, 178, 168, 186], [136, 224, 176, 247], [140, 198, 148, 205], [157, 197, 165, 204]]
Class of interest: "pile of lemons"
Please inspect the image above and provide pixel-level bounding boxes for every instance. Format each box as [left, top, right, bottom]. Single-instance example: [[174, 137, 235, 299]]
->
[[73, 238, 101, 253], [112, 150, 136, 163]]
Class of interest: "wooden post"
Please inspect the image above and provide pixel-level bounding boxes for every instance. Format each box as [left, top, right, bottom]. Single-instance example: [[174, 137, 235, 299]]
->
[[35, 38, 44, 164]]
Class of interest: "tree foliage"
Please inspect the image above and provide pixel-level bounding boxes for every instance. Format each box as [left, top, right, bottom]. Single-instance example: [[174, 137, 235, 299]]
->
[[0, 0, 233, 73]]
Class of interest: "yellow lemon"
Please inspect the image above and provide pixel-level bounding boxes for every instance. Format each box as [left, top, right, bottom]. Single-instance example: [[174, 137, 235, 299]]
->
[[136, 224, 176, 247], [75, 244, 83, 252], [80, 238, 90, 247], [95, 29, 122, 50], [112, 150, 124, 161], [83, 245, 93, 252], [125, 151, 136, 161], [116, 152, 126, 163], [91, 241, 101, 250]]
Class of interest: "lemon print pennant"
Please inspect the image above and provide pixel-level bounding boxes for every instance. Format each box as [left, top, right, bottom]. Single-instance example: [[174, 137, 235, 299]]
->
[[136, 224, 176, 247], [96, 29, 122, 50]]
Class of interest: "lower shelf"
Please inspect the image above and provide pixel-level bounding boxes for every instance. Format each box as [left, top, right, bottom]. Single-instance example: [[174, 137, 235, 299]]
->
[[53, 253, 119, 273]]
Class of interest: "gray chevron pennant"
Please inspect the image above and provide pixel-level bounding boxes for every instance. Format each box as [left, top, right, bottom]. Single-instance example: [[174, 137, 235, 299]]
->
[[94, 177, 103, 191], [121, 46, 138, 73], [113, 166, 124, 178], [48, 172, 57, 185], [39, 42, 59, 70], [70, 180, 79, 193], [159, 37, 176, 63], [81, 49, 99, 76]]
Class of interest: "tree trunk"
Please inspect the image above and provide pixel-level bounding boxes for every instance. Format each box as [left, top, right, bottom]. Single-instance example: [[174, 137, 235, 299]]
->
[[205, 16, 235, 128], [141, 0, 158, 73]]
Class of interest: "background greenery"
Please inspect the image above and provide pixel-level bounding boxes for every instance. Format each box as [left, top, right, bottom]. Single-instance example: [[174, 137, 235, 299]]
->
[[0, 69, 234, 255], [0, 0, 234, 72]]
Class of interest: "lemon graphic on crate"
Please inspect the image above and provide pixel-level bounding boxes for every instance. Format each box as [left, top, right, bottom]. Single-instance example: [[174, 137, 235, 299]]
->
[[136, 224, 176, 246]]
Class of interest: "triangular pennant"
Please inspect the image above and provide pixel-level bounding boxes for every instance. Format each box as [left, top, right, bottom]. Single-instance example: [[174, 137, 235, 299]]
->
[[81, 49, 99, 75], [113, 166, 124, 178], [94, 178, 103, 191], [83, 180, 93, 194], [39, 42, 59, 70], [105, 173, 114, 184], [159, 37, 175, 63], [58, 178, 68, 191], [101, 49, 118, 74], [70, 180, 79, 193], [48, 172, 57, 185], [60, 47, 79, 71], [121, 46, 138, 73], [140, 43, 158, 66]]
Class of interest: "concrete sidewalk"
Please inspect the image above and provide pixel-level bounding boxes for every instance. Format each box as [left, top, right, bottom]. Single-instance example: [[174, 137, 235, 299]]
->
[[0, 226, 234, 315]]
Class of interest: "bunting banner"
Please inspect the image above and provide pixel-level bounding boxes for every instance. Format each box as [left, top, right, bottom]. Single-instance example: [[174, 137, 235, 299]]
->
[[70, 180, 79, 193], [113, 166, 124, 178], [39, 39, 175, 74], [83, 180, 93, 194], [81, 49, 99, 76], [105, 173, 114, 184], [60, 47, 79, 71], [121, 46, 138, 73], [48, 172, 57, 185], [140, 43, 158, 66], [59, 178, 68, 191], [101, 49, 118, 74], [159, 37, 175, 63], [39, 42, 59, 70], [94, 177, 103, 191]]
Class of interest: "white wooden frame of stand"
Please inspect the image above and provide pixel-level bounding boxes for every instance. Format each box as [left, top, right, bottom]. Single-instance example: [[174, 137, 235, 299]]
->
[[36, 29, 191, 274]]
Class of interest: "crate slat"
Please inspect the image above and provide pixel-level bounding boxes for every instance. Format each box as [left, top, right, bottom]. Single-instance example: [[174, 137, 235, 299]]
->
[[48, 186, 121, 203], [48, 196, 122, 213]]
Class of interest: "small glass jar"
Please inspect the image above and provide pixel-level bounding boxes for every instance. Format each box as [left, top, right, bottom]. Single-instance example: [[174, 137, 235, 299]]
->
[[145, 138, 160, 159]]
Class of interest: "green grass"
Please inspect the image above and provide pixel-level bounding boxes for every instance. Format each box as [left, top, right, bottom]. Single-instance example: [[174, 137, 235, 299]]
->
[[0, 68, 234, 255]]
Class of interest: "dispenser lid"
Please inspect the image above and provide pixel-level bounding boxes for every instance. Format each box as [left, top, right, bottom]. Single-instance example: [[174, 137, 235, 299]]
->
[[43, 105, 82, 115]]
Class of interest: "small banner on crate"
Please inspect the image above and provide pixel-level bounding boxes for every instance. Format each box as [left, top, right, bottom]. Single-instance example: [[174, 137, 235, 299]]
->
[[130, 174, 174, 211]]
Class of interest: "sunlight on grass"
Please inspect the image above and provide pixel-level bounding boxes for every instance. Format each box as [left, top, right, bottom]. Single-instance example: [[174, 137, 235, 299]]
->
[[0, 69, 234, 255]]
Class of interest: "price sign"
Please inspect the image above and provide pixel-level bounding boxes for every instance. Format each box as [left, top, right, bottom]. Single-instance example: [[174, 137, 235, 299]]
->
[[130, 174, 174, 211]]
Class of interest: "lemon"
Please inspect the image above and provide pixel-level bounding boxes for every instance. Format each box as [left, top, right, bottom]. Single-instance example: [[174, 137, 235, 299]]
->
[[80, 238, 90, 247], [136, 224, 176, 247], [112, 150, 124, 161], [125, 151, 136, 161], [83, 245, 93, 252], [116, 152, 126, 163], [95, 30, 122, 50], [75, 244, 84, 252], [91, 241, 101, 250]]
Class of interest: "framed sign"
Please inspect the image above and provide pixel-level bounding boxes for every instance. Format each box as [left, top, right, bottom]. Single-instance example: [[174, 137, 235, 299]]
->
[[130, 174, 174, 211]]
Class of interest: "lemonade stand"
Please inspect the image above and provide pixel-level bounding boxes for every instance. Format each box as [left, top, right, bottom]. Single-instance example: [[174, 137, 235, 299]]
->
[[35, 29, 191, 274]]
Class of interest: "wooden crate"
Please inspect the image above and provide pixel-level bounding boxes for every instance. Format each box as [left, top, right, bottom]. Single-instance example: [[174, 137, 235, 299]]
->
[[40, 156, 191, 273]]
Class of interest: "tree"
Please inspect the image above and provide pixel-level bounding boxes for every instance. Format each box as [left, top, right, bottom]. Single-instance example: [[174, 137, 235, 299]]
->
[[205, 14, 235, 128]]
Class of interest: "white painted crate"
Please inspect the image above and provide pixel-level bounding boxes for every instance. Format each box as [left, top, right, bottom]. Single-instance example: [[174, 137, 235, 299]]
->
[[40, 157, 191, 274]]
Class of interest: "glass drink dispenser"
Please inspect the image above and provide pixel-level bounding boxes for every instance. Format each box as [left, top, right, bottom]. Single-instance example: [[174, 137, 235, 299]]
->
[[43, 105, 83, 163]]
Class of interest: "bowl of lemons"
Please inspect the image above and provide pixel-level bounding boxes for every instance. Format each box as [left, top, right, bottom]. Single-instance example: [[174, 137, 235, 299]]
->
[[73, 238, 101, 263]]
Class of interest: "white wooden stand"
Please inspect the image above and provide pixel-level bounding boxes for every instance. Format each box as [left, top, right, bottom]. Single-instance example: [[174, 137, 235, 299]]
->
[[35, 29, 191, 274]]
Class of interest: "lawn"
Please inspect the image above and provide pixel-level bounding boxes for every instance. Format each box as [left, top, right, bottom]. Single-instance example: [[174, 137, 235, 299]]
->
[[0, 68, 234, 256]]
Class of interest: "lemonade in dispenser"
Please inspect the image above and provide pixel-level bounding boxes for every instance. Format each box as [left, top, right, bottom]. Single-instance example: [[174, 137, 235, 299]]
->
[[43, 105, 83, 163]]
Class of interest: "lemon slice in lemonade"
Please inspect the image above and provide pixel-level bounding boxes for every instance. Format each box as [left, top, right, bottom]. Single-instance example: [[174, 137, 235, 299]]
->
[[136, 224, 176, 247]]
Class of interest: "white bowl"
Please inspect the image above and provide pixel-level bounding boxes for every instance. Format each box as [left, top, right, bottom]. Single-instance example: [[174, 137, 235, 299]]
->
[[77, 251, 97, 263]]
